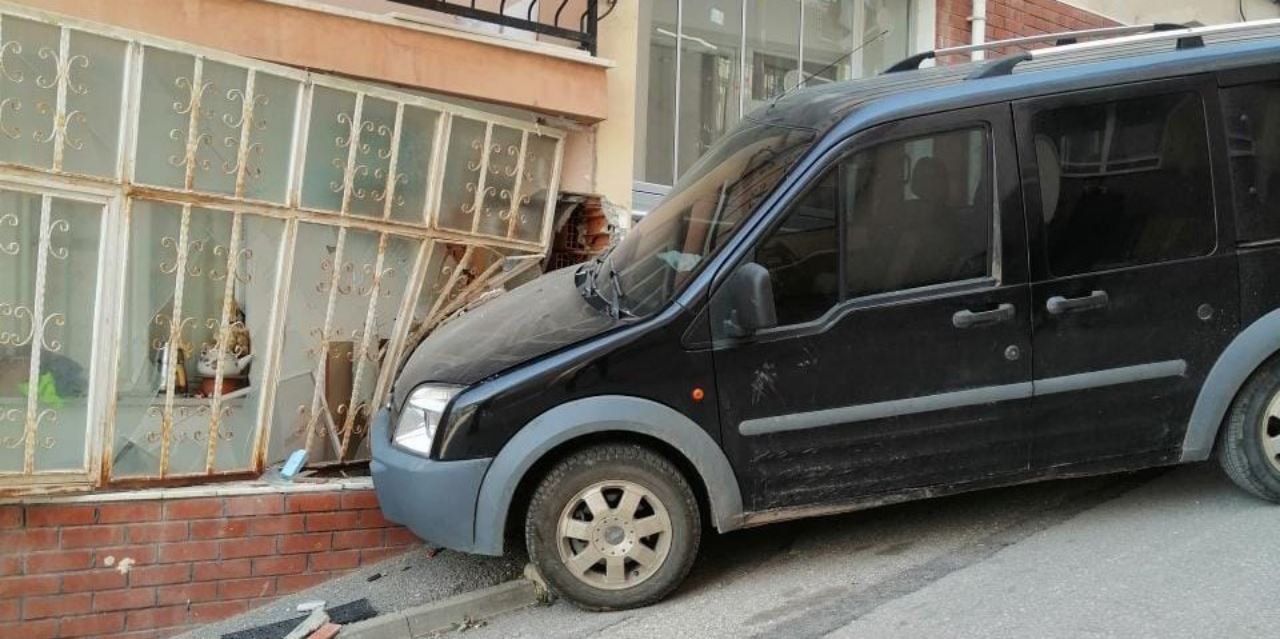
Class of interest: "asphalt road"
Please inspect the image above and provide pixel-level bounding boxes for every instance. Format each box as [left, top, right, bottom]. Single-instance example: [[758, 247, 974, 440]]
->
[[461, 463, 1280, 639]]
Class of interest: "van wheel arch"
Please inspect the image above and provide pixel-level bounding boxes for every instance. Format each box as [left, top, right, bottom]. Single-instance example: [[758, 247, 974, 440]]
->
[[1183, 308, 1280, 462], [505, 431, 714, 557], [473, 395, 744, 556]]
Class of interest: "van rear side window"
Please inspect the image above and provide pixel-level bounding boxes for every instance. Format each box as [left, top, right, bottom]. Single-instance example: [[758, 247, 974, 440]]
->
[[1223, 81, 1280, 243], [1032, 91, 1216, 276]]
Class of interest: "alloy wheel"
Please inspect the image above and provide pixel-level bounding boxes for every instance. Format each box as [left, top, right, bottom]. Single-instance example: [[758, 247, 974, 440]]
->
[[556, 480, 673, 590]]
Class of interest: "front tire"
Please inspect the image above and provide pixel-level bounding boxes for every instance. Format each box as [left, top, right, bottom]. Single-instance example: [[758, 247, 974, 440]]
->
[[1218, 360, 1280, 502], [524, 443, 701, 610]]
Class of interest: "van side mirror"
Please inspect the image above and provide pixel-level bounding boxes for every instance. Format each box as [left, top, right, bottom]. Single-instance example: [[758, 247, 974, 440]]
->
[[722, 263, 777, 338]]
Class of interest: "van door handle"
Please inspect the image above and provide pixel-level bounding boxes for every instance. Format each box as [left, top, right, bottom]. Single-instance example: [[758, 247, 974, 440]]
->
[[952, 303, 1015, 328], [1046, 290, 1109, 315]]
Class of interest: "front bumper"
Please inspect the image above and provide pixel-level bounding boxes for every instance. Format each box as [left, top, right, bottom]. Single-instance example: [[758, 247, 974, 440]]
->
[[370, 408, 493, 554]]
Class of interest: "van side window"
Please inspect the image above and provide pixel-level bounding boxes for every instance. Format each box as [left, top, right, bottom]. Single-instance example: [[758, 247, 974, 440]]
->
[[844, 127, 991, 298], [754, 170, 840, 326], [1031, 92, 1216, 276], [1222, 81, 1280, 243]]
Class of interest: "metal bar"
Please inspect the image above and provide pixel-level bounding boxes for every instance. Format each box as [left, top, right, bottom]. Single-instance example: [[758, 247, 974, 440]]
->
[[468, 122, 494, 234], [232, 69, 258, 199], [203, 211, 242, 473], [340, 232, 389, 459], [672, 0, 682, 185], [302, 225, 348, 455], [158, 204, 193, 478], [372, 239, 431, 407], [20, 197, 52, 475], [381, 102, 405, 221], [249, 217, 295, 474], [939, 23, 1169, 58], [424, 244, 473, 324], [181, 57, 206, 191], [504, 130, 528, 239], [387, 0, 593, 47], [339, 93, 367, 216], [50, 27, 71, 172]]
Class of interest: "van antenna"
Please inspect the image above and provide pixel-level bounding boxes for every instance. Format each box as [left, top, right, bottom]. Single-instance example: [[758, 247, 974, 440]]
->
[[770, 29, 890, 108]]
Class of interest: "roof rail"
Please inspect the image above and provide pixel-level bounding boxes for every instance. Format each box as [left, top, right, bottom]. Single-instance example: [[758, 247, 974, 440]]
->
[[966, 18, 1280, 79], [883, 23, 1182, 73]]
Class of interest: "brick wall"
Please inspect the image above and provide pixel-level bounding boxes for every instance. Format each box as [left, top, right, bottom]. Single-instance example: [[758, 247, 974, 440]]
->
[[936, 0, 1121, 63], [0, 489, 419, 639]]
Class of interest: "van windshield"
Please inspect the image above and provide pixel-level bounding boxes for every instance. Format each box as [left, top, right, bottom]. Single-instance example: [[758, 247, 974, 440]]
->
[[590, 122, 816, 317]]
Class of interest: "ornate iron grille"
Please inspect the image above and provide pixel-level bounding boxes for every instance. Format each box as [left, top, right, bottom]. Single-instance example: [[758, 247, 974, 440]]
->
[[0, 4, 565, 491]]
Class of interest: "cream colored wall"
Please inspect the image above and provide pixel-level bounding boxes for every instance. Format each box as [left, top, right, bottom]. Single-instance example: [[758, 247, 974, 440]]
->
[[593, 0, 641, 216], [1065, 0, 1280, 25]]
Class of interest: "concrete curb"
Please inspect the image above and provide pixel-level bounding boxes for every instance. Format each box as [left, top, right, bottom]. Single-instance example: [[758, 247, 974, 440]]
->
[[339, 579, 540, 638]]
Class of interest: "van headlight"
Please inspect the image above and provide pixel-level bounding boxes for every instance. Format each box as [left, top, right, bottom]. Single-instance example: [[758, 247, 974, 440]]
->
[[392, 384, 462, 456]]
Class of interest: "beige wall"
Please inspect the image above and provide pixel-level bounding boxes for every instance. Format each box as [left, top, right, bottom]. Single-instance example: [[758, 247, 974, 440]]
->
[[1066, 0, 1280, 25], [12, 0, 610, 121], [593, 0, 641, 212]]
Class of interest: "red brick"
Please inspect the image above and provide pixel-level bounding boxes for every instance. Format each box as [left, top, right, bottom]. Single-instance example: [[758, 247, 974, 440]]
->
[[0, 527, 59, 551], [25, 592, 92, 618], [285, 493, 341, 513], [62, 569, 128, 592], [113, 630, 165, 639], [332, 529, 383, 550], [339, 491, 381, 510], [251, 554, 306, 576], [311, 622, 342, 639], [128, 521, 188, 543], [59, 611, 125, 637], [249, 514, 306, 536], [156, 581, 218, 605], [26, 504, 97, 527], [218, 576, 276, 600], [360, 547, 406, 564], [164, 497, 223, 520], [0, 505, 21, 528], [191, 518, 250, 539], [192, 558, 250, 581], [0, 556, 18, 577], [97, 545, 157, 566], [224, 495, 285, 516], [306, 511, 362, 532], [0, 599, 16, 622], [158, 540, 219, 563], [0, 574, 60, 597], [94, 587, 156, 612], [190, 600, 248, 622], [280, 533, 330, 554], [0, 619, 56, 639], [126, 605, 188, 631], [277, 572, 330, 594], [309, 549, 359, 571], [61, 525, 125, 549], [98, 502, 163, 524], [355, 509, 391, 528], [129, 563, 190, 587], [385, 527, 420, 547], [27, 549, 94, 573], [220, 536, 276, 559]]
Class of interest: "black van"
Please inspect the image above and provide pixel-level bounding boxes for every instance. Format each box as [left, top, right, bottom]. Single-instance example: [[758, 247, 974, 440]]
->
[[372, 23, 1280, 610]]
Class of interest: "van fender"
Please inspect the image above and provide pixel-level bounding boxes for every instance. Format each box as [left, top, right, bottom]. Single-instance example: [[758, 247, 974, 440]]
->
[[1182, 307, 1280, 462], [471, 395, 745, 556]]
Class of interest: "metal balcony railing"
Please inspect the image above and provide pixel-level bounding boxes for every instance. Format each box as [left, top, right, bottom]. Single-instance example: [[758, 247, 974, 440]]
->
[[389, 0, 617, 55]]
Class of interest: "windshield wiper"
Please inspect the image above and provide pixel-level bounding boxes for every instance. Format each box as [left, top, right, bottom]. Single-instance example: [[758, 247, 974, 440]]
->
[[605, 256, 627, 319]]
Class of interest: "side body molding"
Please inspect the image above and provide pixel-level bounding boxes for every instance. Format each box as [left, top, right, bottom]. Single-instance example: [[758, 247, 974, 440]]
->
[[1182, 307, 1280, 461], [471, 395, 745, 556]]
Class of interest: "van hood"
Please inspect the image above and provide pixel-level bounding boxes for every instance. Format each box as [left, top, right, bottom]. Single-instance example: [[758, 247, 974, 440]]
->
[[395, 265, 620, 394]]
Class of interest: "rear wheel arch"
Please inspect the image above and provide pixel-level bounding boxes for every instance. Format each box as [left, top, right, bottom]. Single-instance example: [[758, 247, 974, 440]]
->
[[1184, 307, 1280, 462], [472, 395, 744, 556]]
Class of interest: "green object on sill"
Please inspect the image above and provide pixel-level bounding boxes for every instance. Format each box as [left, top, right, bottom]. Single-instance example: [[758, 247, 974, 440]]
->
[[18, 372, 63, 409]]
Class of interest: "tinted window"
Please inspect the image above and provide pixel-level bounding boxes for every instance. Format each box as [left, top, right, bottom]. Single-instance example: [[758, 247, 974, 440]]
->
[[1032, 92, 1216, 276], [755, 170, 839, 325], [1223, 81, 1280, 242], [844, 127, 991, 298]]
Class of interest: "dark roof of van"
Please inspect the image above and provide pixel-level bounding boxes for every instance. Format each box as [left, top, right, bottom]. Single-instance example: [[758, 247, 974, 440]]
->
[[745, 34, 1280, 137]]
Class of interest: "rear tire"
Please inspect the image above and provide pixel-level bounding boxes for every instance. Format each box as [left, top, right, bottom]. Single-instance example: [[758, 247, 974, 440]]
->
[[1218, 361, 1280, 502], [524, 443, 701, 610]]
